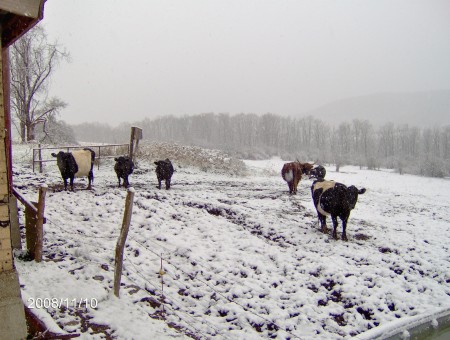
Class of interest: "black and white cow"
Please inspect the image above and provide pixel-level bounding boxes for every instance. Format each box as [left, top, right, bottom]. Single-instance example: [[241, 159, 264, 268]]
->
[[114, 156, 134, 188], [311, 179, 366, 241], [154, 158, 174, 190], [51, 148, 95, 191]]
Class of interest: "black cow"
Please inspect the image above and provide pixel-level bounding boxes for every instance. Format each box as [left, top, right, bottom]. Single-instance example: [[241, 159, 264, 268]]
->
[[154, 159, 174, 190], [309, 165, 326, 180], [311, 179, 366, 241], [51, 148, 95, 191], [114, 156, 134, 188]]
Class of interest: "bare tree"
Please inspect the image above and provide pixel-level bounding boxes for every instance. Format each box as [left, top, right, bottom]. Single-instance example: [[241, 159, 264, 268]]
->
[[332, 122, 352, 172], [10, 24, 69, 143], [36, 115, 77, 144]]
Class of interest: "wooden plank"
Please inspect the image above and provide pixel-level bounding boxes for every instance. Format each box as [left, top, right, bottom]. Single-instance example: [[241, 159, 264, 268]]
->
[[9, 195, 21, 250], [34, 185, 47, 262], [13, 187, 46, 229], [25, 307, 80, 339], [12, 187, 38, 215], [0, 225, 9, 238], [0, 0, 42, 18], [0, 248, 12, 270]]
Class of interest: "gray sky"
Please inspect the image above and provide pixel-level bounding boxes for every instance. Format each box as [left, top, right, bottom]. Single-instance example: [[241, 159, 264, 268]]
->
[[43, 0, 450, 126]]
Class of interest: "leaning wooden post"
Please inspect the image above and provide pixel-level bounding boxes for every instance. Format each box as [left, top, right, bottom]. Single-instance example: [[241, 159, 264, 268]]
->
[[34, 185, 47, 262], [114, 187, 135, 297]]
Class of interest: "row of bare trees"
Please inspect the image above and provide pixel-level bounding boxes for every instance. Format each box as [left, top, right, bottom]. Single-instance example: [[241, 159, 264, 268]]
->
[[71, 113, 450, 177]]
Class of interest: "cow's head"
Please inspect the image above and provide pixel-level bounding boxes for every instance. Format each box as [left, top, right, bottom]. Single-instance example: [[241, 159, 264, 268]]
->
[[300, 162, 315, 175], [51, 151, 64, 159], [51, 151, 71, 169], [310, 165, 326, 179], [347, 186, 366, 209], [115, 156, 128, 163]]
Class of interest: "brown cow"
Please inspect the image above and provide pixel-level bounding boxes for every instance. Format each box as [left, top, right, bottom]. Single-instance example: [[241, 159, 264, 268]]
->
[[281, 161, 315, 194]]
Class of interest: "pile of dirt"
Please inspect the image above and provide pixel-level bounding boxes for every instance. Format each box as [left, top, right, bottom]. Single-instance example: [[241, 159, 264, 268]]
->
[[137, 141, 247, 175]]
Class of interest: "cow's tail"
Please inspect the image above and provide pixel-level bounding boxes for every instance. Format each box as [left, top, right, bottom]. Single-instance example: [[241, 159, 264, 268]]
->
[[83, 148, 96, 162], [84, 148, 96, 184]]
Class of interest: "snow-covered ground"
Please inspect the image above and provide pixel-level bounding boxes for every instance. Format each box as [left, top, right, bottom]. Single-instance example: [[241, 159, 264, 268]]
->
[[11, 144, 450, 339]]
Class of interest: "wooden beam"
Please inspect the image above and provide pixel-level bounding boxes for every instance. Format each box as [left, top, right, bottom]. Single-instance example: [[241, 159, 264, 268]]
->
[[12, 187, 38, 215], [0, 0, 45, 48], [1, 13, 34, 48], [0, 0, 43, 18]]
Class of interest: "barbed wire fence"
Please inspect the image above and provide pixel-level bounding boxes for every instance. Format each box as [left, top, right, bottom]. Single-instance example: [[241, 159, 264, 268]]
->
[[15, 189, 303, 340]]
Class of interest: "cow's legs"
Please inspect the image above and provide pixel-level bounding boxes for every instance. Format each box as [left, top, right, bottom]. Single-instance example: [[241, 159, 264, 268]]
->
[[331, 216, 339, 240], [63, 178, 68, 191], [157, 179, 162, 189], [288, 182, 293, 194], [166, 179, 171, 190], [318, 213, 328, 233], [124, 176, 129, 188], [69, 176, 75, 191], [293, 178, 300, 194], [87, 170, 94, 190], [341, 216, 349, 241]]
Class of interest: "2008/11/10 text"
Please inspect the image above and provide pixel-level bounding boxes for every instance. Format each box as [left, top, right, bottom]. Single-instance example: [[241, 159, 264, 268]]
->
[[28, 298, 98, 309]]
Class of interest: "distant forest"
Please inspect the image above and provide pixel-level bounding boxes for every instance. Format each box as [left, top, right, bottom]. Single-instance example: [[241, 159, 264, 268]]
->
[[71, 113, 450, 177]]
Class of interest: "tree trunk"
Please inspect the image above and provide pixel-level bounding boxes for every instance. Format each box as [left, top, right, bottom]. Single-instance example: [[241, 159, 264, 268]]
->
[[27, 122, 35, 142], [20, 122, 26, 143]]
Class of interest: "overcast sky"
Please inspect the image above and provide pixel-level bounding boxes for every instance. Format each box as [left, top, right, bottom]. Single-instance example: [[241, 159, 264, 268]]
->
[[42, 0, 450, 126]]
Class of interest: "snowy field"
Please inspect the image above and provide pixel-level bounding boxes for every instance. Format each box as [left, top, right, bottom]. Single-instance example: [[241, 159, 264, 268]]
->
[[11, 144, 450, 339]]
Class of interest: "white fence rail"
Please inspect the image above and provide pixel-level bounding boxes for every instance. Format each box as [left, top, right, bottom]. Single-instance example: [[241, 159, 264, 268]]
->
[[32, 144, 130, 173]]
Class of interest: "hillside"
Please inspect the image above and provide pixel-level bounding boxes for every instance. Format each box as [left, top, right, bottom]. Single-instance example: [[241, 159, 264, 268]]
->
[[302, 90, 450, 127]]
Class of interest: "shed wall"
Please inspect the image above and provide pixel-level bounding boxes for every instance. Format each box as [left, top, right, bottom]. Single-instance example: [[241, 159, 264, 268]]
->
[[0, 40, 12, 272]]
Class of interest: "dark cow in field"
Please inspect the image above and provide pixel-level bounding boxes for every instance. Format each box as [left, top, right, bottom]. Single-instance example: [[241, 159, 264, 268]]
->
[[311, 179, 366, 241], [114, 156, 134, 188], [154, 158, 174, 190], [281, 161, 315, 194], [309, 165, 326, 180], [51, 148, 96, 191]]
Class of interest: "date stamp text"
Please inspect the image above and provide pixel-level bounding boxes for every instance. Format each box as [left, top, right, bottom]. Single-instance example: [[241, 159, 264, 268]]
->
[[28, 297, 98, 309]]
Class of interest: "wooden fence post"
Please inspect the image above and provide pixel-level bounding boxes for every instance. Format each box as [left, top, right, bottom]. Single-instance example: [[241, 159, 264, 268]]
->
[[38, 144, 43, 173], [129, 128, 135, 162], [134, 136, 141, 162], [34, 185, 47, 262], [129, 126, 142, 164], [114, 187, 135, 297]]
